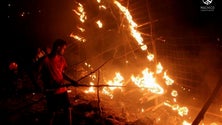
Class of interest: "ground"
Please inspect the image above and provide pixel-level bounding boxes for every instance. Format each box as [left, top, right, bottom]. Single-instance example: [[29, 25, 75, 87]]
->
[[0, 85, 154, 125]]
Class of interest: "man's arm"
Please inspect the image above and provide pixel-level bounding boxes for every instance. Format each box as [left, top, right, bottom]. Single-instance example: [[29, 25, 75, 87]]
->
[[63, 73, 78, 86]]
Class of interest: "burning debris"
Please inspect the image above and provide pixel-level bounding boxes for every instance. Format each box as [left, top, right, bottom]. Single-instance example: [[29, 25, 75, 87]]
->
[[64, 0, 192, 124]]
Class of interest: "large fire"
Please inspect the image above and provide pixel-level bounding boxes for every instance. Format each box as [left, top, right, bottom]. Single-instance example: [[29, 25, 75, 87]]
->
[[65, 0, 211, 125]]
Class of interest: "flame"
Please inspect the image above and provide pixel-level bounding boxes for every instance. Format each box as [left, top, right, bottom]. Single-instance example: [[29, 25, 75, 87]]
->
[[96, 20, 103, 28], [147, 53, 154, 61], [131, 68, 164, 94], [102, 72, 124, 98], [141, 108, 144, 112], [114, 1, 147, 51], [77, 26, 85, 32], [156, 62, 163, 74], [183, 120, 191, 125], [73, 2, 87, 23], [70, 1, 195, 124], [84, 82, 96, 93], [210, 123, 218, 125], [99, 5, 106, 9], [96, 0, 106, 9], [171, 90, 178, 102], [178, 106, 189, 116], [84, 62, 91, 68], [164, 101, 189, 117], [163, 72, 174, 85], [171, 90, 178, 97], [70, 33, 86, 42]]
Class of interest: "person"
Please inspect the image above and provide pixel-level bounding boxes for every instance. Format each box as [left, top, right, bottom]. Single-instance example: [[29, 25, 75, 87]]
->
[[43, 47, 52, 55], [33, 47, 46, 63], [7, 61, 20, 96], [38, 39, 75, 125], [29, 47, 46, 92]]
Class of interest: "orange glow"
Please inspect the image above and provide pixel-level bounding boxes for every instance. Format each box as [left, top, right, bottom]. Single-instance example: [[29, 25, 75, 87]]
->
[[97, 0, 101, 3], [156, 62, 163, 74], [73, 3, 87, 23], [131, 68, 164, 94], [84, 82, 96, 93], [77, 26, 85, 32], [96, 20, 103, 28], [102, 72, 124, 98], [70, 1, 195, 124], [163, 72, 174, 85], [147, 53, 154, 61], [183, 120, 191, 125], [171, 90, 178, 97], [70, 33, 86, 42], [99, 5, 106, 9], [114, 1, 147, 51], [164, 101, 189, 117]]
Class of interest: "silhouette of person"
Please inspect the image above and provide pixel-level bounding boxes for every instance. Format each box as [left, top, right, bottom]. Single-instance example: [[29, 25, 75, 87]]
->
[[26, 47, 46, 93], [38, 39, 74, 125], [7, 61, 20, 96]]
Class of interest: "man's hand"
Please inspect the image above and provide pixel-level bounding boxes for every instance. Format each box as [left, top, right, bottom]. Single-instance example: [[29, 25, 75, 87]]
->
[[63, 73, 78, 86]]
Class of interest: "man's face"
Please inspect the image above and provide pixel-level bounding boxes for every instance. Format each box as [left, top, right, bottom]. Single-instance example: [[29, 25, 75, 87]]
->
[[58, 45, 67, 55]]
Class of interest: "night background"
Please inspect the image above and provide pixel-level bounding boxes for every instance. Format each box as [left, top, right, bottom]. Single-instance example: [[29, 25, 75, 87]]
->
[[1, 0, 222, 124], [2, 0, 222, 60]]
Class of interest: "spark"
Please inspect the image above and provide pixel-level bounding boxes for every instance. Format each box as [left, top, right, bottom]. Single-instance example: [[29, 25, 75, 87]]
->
[[164, 101, 189, 117], [97, 0, 101, 3], [20, 12, 25, 17], [77, 26, 85, 32], [96, 20, 103, 28], [156, 62, 163, 74], [171, 90, 178, 97], [163, 72, 174, 85], [147, 53, 154, 61], [99, 5, 106, 9], [84, 82, 96, 93]]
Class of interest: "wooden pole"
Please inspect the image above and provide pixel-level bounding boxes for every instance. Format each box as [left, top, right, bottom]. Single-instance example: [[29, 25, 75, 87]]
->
[[96, 70, 102, 117], [191, 79, 222, 125]]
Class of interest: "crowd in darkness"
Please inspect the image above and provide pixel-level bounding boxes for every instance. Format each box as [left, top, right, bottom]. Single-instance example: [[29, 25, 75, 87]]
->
[[0, 39, 77, 125], [0, 46, 51, 98]]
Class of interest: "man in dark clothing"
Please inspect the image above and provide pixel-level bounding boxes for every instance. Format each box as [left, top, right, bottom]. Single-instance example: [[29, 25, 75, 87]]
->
[[38, 39, 74, 125]]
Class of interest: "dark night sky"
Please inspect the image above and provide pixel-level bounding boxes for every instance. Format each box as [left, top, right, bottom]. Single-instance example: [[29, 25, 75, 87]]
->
[[150, 0, 222, 37], [2, 0, 77, 65], [2, 0, 222, 66], [4, 0, 76, 49]]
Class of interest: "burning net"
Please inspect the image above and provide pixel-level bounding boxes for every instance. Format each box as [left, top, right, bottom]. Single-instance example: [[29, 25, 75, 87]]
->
[[65, 0, 191, 124]]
